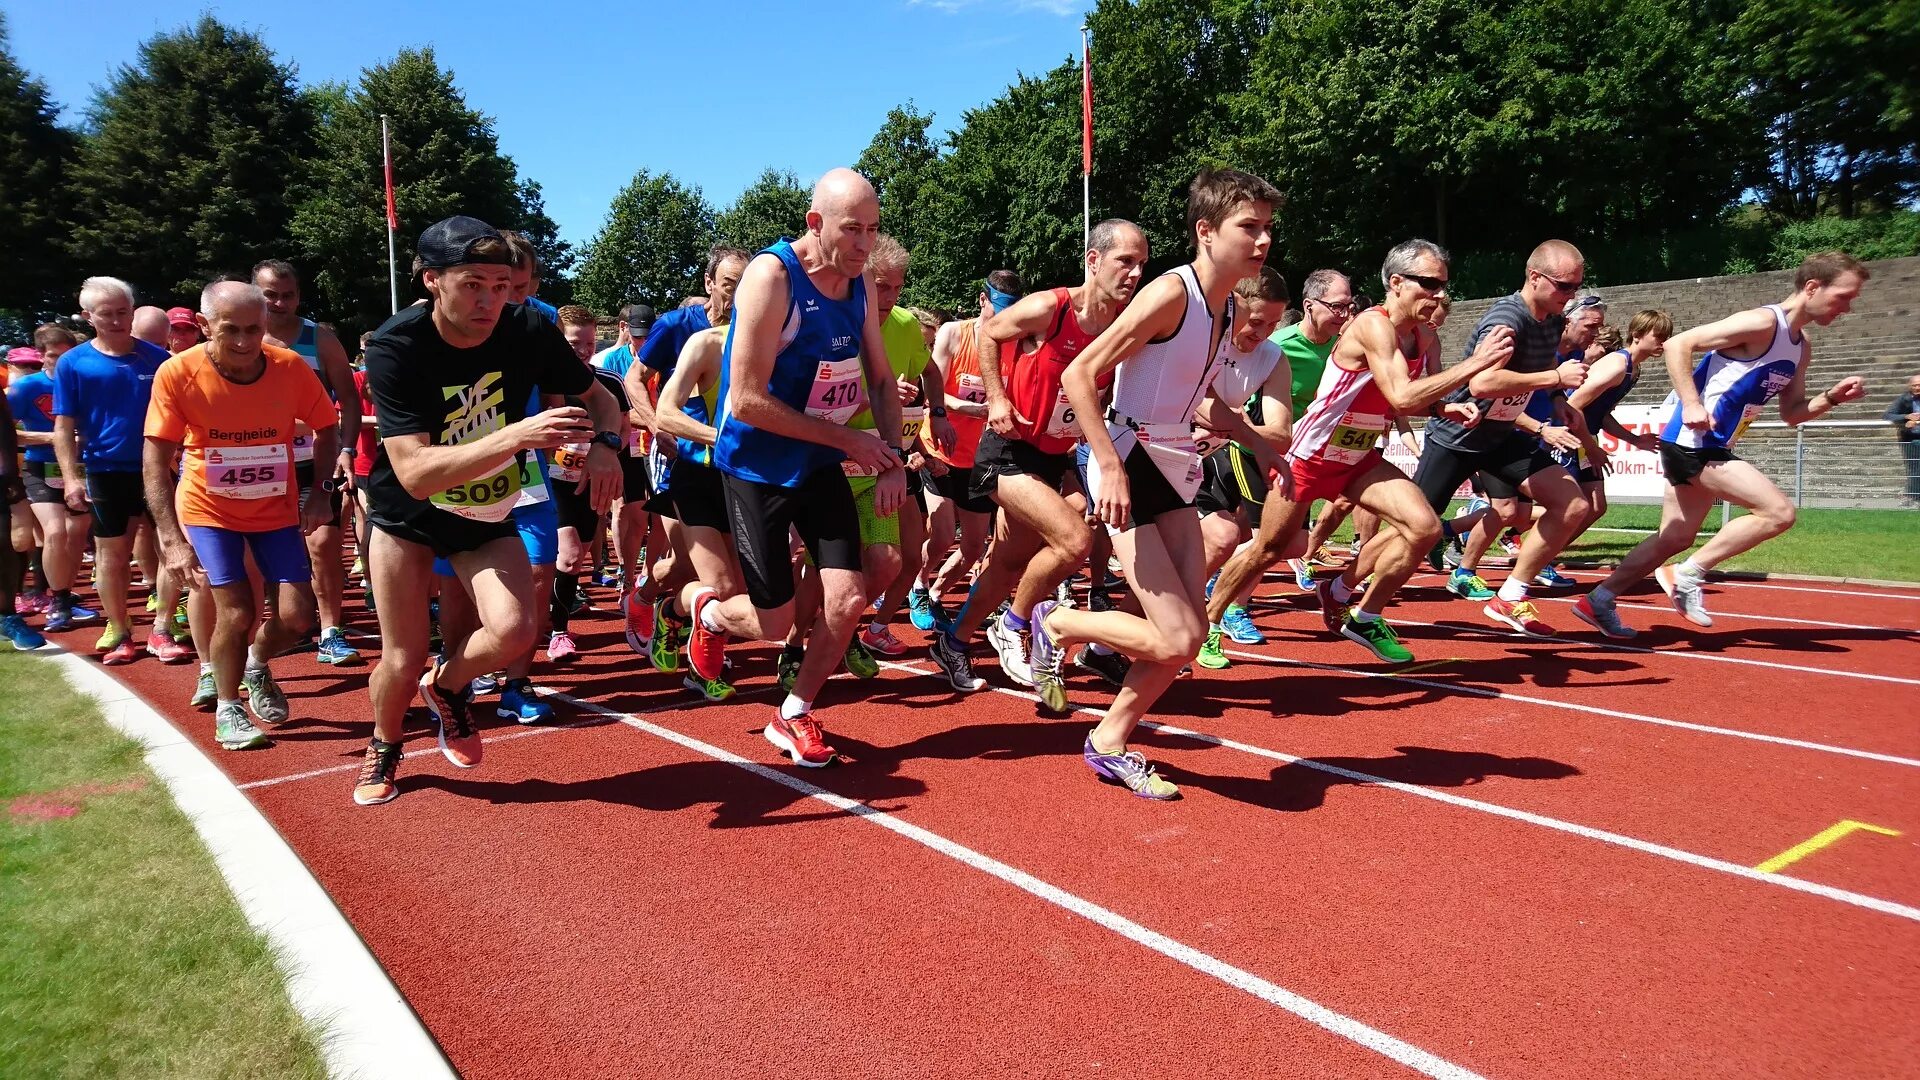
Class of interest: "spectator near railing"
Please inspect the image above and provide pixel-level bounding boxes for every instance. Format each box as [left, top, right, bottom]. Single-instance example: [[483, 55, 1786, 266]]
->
[[1887, 372, 1920, 507]]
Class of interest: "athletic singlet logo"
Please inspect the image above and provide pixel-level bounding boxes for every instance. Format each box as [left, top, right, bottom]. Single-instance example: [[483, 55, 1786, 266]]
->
[[1760, 369, 1793, 399], [441, 372, 506, 445]]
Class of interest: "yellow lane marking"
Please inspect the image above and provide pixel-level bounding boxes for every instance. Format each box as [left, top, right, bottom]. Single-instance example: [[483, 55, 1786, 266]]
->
[[1394, 658, 1463, 675], [1755, 820, 1902, 875]]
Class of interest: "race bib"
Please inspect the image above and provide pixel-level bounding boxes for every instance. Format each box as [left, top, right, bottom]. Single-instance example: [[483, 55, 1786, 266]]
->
[[1324, 411, 1387, 465], [550, 443, 590, 484], [957, 373, 987, 405], [1730, 404, 1764, 445], [41, 462, 64, 491], [1042, 390, 1080, 440], [431, 457, 525, 522], [205, 444, 289, 500], [1129, 422, 1205, 501], [627, 426, 648, 458], [805, 357, 865, 424], [1486, 393, 1531, 422], [290, 431, 315, 464], [900, 405, 927, 446], [510, 457, 551, 508], [1191, 428, 1233, 457]]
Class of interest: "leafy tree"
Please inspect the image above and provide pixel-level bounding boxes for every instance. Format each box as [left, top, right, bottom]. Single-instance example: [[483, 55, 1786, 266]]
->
[[289, 48, 559, 335], [0, 14, 78, 319], [855, 102, 941, 256], [715, 168, 811, 252], [63, 17, 314, 305], [572, 169, 716, 314]]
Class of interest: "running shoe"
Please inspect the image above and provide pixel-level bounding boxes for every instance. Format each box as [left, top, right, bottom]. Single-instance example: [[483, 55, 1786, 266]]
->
[[1313, 577, 1349, 633], [315, 627, 360, 666], [145, 632, 192, 664], [16, 591, 49, 615], [1498, 534, 1521, 558], [173, 599, 189, 634], [567, 591, 590, 616], [765, 713, 836, 767], [241, 666, 290, 725], [1309, 547, 1347, 571], [1204, 571, 1218, 601], [1534, 564, 1577, 589], [2, 614, 47, 651], [352, 737, 403, 806], [776, 644, 803, 694], [1340, 613, 1413, 662], [419, 666, 482, 769], [858, 622, 908, 657], [907, 588, 937, 631], [1055, 578, 1073, 605], [96, 624, 127, 652], [1026, 600, 1069, 713], [843, 637, 880, 679], [1424, 539, 1447, 573], [470, 672, 500, 696], [1483, 597, 1553, 637], [649, 597, 682, 673], [102, 638, 139, 666], [1442, 537, 1465, 571], [1073, 646, 1131, 688], [1087, 588, 1113, 613], [214, 702, 271, 751], [1220, 605, 1265, 645], [144, 594, 158, 614], [1196, 626, 1231, 669], [682, 672, 736, 702], [686, 591, 726, 681], [350, 556, 365, 583], [1082, 734, 1179, 800], [624, 587, 653, 655], [985, 614, 1034, 688], [1288, 558, 1314, 592], [496, 680, 554, 724], [546, 631, 578, 662], [929, 631, 985, 692], [1655, 564, 1714, 627], [69, 602, 97, 622], [1571, 593, 1638, 640], [1447, 569, 1495, 601], [189, 668, 217, 709]]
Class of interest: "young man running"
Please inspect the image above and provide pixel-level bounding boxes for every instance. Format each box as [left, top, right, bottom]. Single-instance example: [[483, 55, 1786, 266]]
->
[[144, 282, 338, 750], [1574, 252, 1869, 637], [1028, 169, 1288, 799], [255, 260, 363, 665], [1549, 308, 1669, 549], [681, 169, 907, 767], [53, 276, 188, 665], [356, 216, 624, 805], [927, 220, 1149, 693], [1207, 240, 1513, 664]]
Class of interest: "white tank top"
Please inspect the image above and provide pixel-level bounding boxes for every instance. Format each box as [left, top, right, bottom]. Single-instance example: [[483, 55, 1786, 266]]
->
[[1108, 264, 1236, 427], [1210, 336, 1283, 410]]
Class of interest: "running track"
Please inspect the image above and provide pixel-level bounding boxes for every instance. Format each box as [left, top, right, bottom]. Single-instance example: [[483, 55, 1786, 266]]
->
[[32, 566, 1920, 1078]]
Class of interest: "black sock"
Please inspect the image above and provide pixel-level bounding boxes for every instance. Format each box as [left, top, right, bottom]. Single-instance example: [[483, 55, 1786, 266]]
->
[[551, 573, 578, 633]]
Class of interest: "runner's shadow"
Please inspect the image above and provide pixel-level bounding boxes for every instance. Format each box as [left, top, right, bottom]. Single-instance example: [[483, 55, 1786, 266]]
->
[[1630, 623, 1917, 654], [1161, 744, 1581, 814]]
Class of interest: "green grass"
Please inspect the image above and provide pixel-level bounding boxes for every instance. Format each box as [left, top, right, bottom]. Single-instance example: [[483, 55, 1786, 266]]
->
[[0, 651, 328, 1080], [1558, 505, 1919, 582]]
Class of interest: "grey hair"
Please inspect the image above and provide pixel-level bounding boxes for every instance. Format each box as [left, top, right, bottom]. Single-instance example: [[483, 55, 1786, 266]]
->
[[1564, 294, 1607, 317], [1088, 217, 1144, 256], [78, 276, 136, 311], [200, 280, 266, 318], [1301, 269, 1349, 302], [1380, 240, 1450, 290]]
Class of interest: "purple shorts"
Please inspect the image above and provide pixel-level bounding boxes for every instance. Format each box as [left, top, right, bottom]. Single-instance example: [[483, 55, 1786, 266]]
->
[[185, 524, 312, 588]]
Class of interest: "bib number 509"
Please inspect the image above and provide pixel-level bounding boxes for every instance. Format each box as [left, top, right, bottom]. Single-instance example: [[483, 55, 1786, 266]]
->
[[441, 474, 513, 505]]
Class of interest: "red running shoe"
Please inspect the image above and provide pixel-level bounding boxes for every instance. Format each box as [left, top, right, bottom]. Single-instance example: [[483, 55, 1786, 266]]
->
[[765, 713, 836, 767], [145, 632, 193, 664], [102, 638, 140, 666], [1483, 597, 1553, 637], [686, 590, 726, 681]]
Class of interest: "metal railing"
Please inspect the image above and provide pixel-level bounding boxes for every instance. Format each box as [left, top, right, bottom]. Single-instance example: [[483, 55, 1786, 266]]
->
[[1744, 419, 1910, 508]]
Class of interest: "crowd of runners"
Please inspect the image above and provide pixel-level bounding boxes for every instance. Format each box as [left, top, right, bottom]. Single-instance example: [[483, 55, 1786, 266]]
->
[[0, 165, 1874, 806]]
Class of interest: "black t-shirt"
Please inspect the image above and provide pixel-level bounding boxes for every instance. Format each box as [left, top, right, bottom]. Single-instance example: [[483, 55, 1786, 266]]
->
[[1427, 292, 1566, 452], [364, 302, 593, 525]]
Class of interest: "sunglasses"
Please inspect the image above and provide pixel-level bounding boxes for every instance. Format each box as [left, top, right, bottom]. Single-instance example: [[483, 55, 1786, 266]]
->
[[1399, 273, 1449, 294], [1533, 268, 1583, 293], [1567, 293, 1605, 310]]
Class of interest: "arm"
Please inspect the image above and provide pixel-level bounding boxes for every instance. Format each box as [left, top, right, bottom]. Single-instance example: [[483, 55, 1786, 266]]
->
[[574, 379, 626, 512], [1367, 321, 1513, 415], [53, 417, 87, 511], [143, 435, 204, 589], [1776, 355, 1866, 427], [856, 282, 909, 517], [1062, 274, 1187, 526], [919, 364, 955, 452], [1392, 412, 1420, 456], [979, 291, 1065, 434], [1249, 356, 1294, 453], [313, 326, 361, 488], [622, 350, 658, 432], [1196, 390, 1285, 488], [0, 397, 19, 506], [654, 339, 719, 447]]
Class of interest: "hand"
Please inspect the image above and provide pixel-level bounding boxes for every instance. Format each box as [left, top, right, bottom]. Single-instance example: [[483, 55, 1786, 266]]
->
[[161, 539, 208, 591], [63, 482, 90, 515], [581, 443, 621, 513], [1586, 442, 1610, 475], [985, 394, 1020, 436], [300, 486, 332, 534], [1632, 431, 1661, 451], [1538, 425, 1582, 453], [1468, 325, 1514, 370], [1681, 401, 1711, 432], [929, 416, 957, 454], [924, 457, 949, 478], [1555, 357, 1588, 389], [841, 429, 898, 476], [515, 407, 594, 450], [334, 452, 356, 494], [1552, 399, 1589, 439], [1093, 461, 1131, 529], [905, 450, 927, 472], [1827, 376, 1866, 406], [1439, 401, 1481, 429], [1256, 444, 1293, 501], [873, 466, 908, 519], [895, 375, 919, 405]]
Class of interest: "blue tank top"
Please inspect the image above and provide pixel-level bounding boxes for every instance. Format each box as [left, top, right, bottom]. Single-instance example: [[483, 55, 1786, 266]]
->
[[1579, 349, 1639, 432], [713, 239, 867, 488], [1659, 304, 1802, 449]]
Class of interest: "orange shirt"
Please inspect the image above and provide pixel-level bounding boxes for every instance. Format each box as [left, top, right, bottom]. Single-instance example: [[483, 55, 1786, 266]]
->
[[145, 343, 336, 531]]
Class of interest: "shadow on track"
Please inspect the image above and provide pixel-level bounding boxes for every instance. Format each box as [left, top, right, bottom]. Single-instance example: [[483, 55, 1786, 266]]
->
[[1160, 744, 1581, 814]]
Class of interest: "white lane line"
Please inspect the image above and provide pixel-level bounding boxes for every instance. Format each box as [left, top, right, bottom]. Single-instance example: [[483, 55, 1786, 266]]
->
[[33, 649, 455, 1080], [1451, 573, 1918, 632], [880, 660, 1920, 924], [538, 685, 1487, 1080], [1221, 646, 1920, 768]]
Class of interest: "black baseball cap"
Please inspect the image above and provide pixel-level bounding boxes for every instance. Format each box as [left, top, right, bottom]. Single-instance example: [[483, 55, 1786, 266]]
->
[[416, 216, 511, 271], [620, 303, 656, 330]]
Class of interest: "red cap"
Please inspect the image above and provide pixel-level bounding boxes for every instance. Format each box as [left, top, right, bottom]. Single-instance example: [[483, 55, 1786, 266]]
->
[[166, 307, 197, 327]]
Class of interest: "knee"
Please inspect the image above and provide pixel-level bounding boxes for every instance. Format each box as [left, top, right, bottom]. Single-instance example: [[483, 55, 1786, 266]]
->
[[1152, 622, 1205, 664], [1762, 503, 1796, 533], [494, 608, 537, 659], [1052, 524, 1092, 567], [1406, 517, 1442, 553]]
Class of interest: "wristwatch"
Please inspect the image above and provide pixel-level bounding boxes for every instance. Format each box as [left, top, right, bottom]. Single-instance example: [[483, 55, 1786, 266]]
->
[[929, 405, 947, 418], [591, 431, 623, 453]]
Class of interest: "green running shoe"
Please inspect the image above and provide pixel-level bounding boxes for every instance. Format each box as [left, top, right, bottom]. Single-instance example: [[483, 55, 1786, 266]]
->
[[189, 668, 217, 710], [1196, 626, 1231, 670], [1340, 613, 1413, 663], [214, 702, 271, 750], [843, 638, 879, 679], [648, 597, 681, 673], [776, 645, 803, 694], [682, 672, 736, 702], [242, 666, 290, 725]]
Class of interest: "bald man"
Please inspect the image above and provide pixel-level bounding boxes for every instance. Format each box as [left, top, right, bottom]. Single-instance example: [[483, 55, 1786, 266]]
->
[[1412, 239, 1594, 637], [678, 168, 907, 767], [131, 306, 171, 350]]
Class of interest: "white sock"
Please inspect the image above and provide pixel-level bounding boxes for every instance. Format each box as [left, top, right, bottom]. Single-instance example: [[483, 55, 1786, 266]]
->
[[696, 590, 725, 633], [323, 625, 341, 637], [1677, 560, 1704, 580], [1351, 607, 1379, 623], [1497, 578, 1529, 603], [199, 662, 213, 675], [1329, 576, 1354, 603], [780, 694, 811, 720], [217, 698, 241, 711]]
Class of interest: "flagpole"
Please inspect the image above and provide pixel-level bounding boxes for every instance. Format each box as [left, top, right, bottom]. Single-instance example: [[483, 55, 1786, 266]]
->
[[1081, 24, 1092, 251], [382, 114, 398, 315]]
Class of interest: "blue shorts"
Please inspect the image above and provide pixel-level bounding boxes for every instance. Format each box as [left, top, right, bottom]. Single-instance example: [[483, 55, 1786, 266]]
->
[[432, 497, 558, 576], [186, 524, 311, 588]]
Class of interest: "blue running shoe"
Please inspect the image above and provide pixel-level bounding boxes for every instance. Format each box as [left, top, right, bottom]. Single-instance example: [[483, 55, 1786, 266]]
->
[[43, 606, 75, 633], [907, 587, 936, 632], [1083, 733, 1179, 799], [1204, 571, 1219, 601], [2, 614, 47, 651], [315, 627, 361, 665], [1220, 605, 1265, 645], [1534, 564, 1577, 589], [495, 680, 553, 725]]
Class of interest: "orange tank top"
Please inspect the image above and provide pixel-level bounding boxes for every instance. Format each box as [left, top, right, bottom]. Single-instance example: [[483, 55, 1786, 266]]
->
[[927, 319, 988, 469]]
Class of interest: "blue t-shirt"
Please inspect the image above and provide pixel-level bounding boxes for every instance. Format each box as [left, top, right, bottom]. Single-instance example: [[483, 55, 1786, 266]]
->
[[639, 306, 711, 379], [598, 343, 639, 381], [51, 339, 168, 470], [525, 296, 559, 323], [6, 370, 58, 463]]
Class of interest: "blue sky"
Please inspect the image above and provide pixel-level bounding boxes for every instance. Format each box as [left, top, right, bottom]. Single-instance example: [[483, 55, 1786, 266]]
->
[[7, 0, 1088, 251]]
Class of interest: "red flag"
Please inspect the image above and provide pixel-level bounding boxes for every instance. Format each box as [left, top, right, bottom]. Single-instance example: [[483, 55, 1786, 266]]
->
[[1081, 32, 1093, 176], [382, 121, 399, 232]]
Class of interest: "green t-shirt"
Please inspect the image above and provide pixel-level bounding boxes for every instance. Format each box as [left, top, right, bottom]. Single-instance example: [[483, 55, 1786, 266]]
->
[[1272, 323, 1338, 421], [850, 305, 933, 433]]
